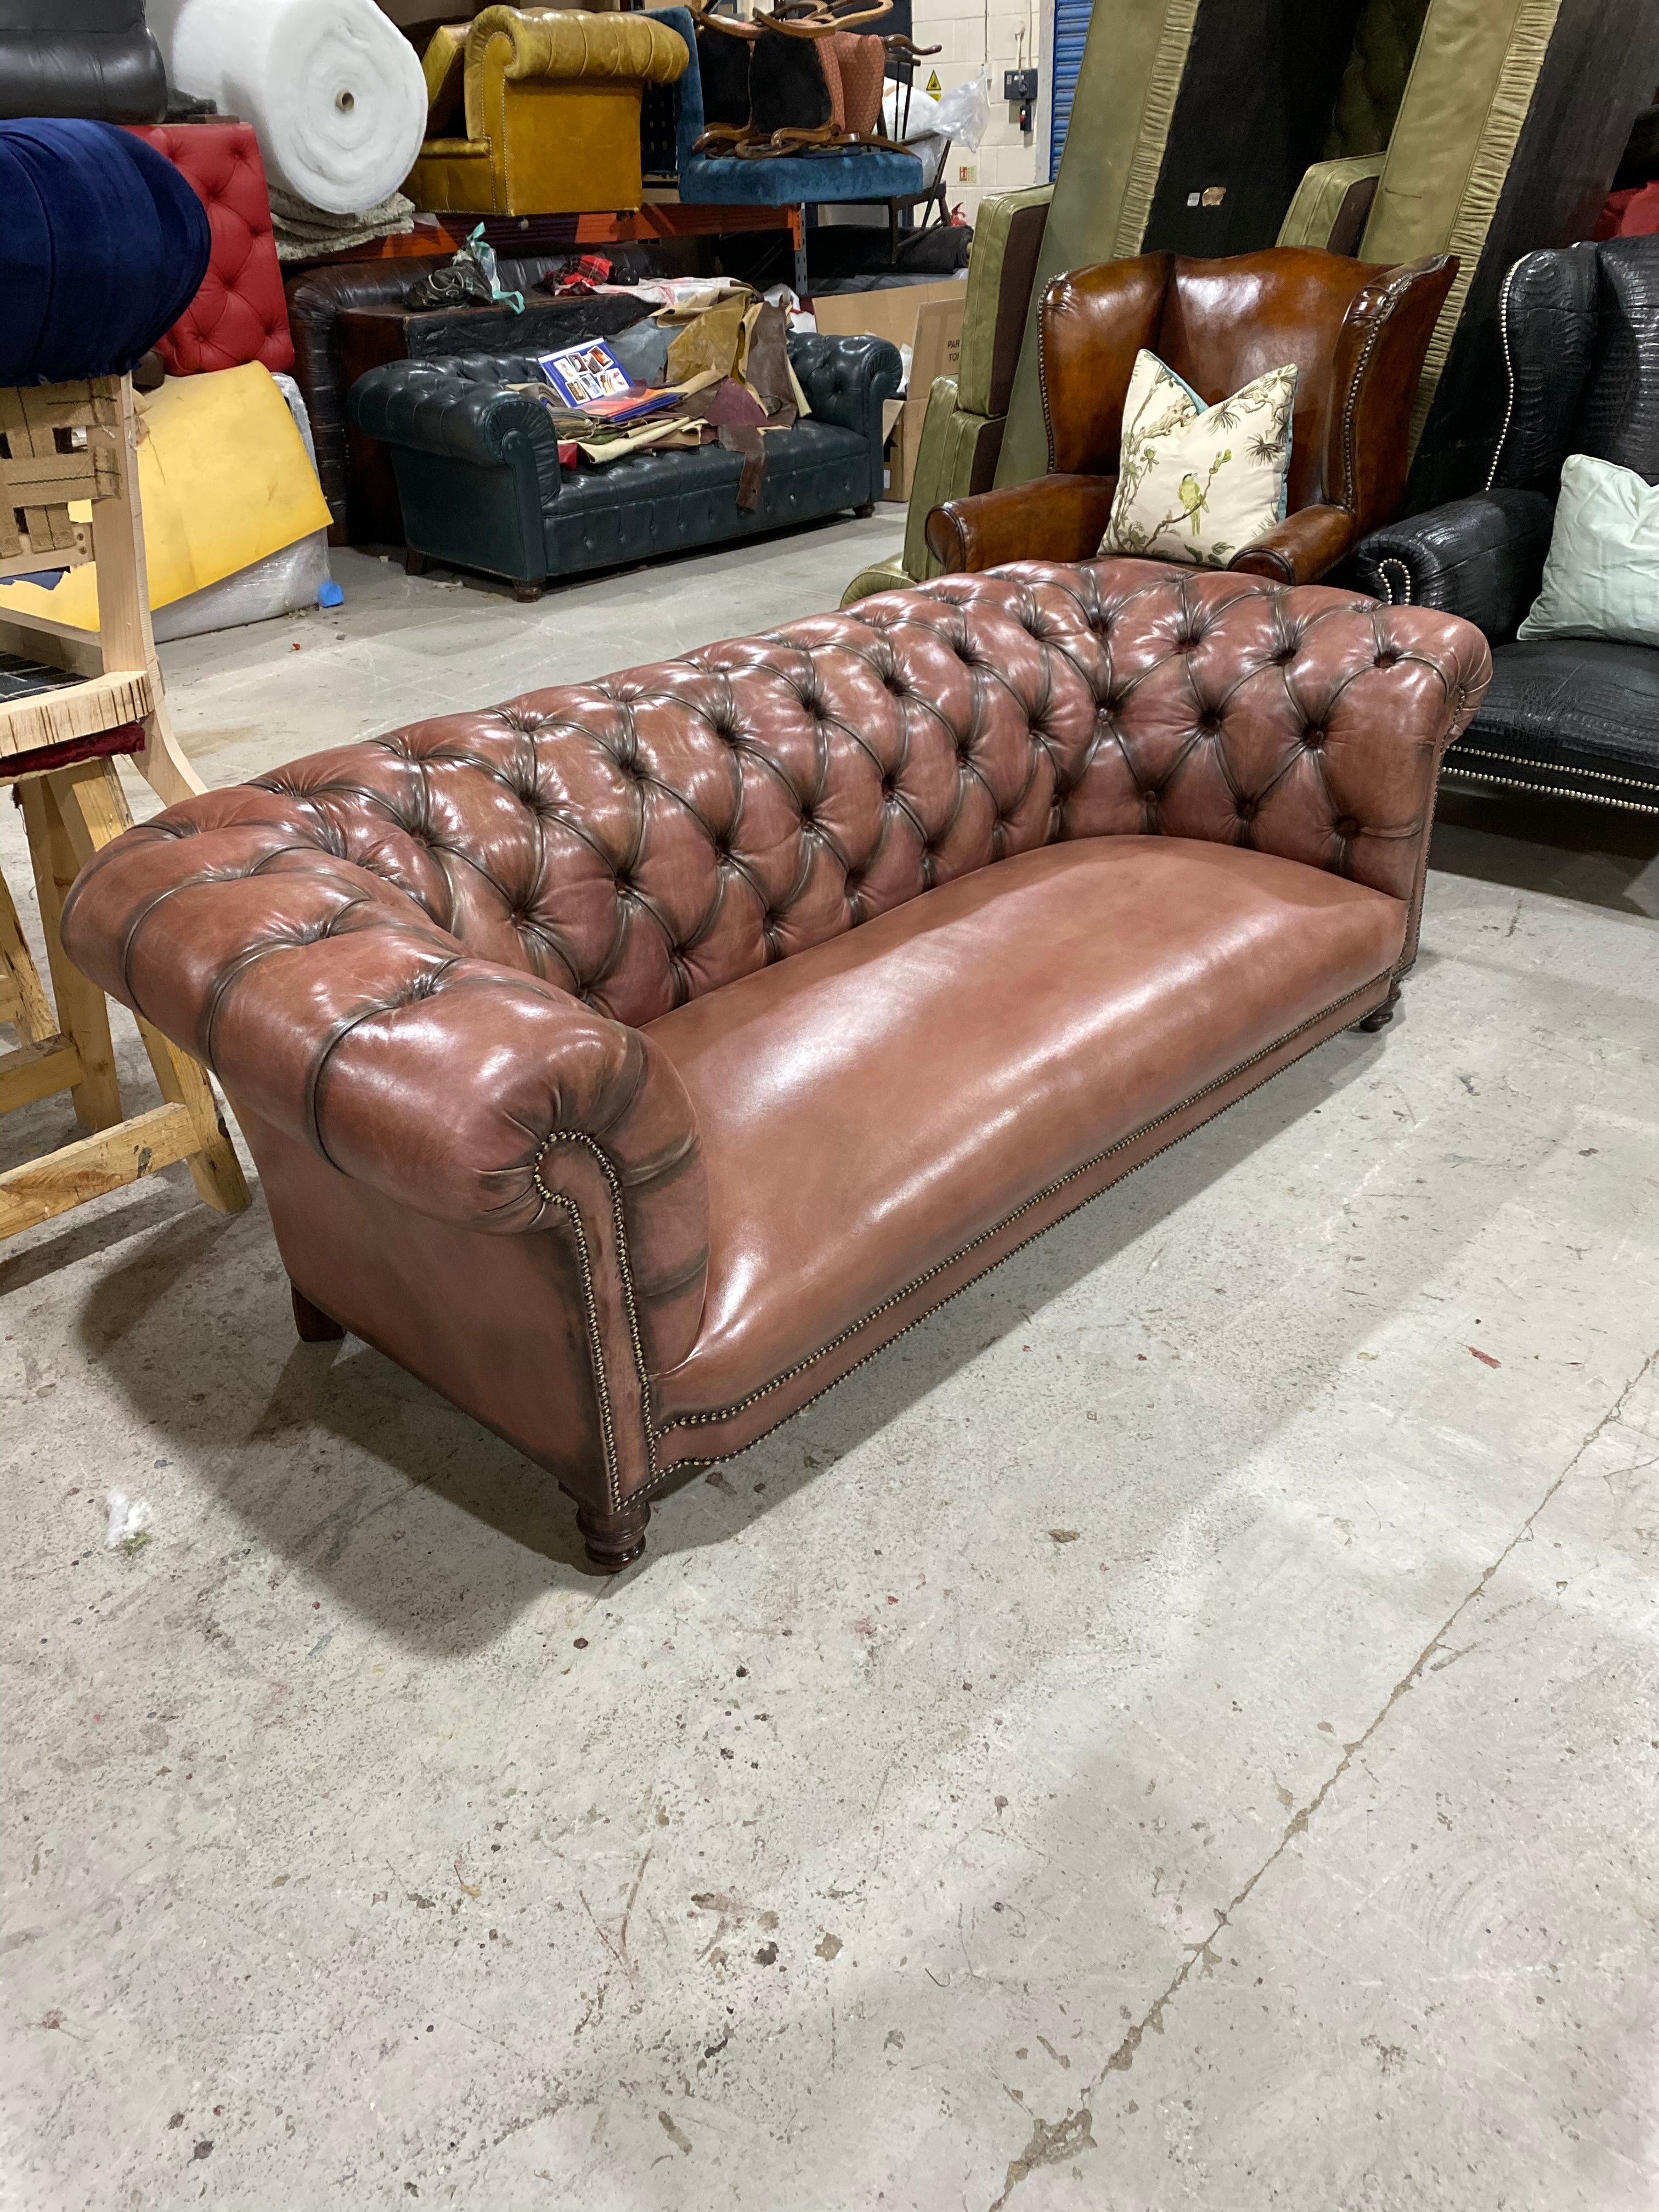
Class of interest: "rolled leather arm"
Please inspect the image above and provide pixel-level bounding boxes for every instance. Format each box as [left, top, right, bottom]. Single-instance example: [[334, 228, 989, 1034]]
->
[[1227, 503, 1355, 585], [348, 359, 561, 475], [789, 332, 902, 502], [1353, 490, 1556, 642], [926, 473, 1118, 573], [61, 806, 708, 1371]]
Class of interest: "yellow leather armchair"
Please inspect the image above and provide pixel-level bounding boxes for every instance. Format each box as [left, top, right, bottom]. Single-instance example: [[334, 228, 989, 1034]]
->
[[406, 7, 689, 217]]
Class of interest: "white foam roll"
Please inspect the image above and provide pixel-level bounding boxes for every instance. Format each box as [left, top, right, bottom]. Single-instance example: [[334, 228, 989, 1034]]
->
[[149, 0, 427, 216]]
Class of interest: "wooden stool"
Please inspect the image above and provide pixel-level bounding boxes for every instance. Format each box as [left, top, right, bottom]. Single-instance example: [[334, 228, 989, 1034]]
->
[[0, 374, 250, 1240]]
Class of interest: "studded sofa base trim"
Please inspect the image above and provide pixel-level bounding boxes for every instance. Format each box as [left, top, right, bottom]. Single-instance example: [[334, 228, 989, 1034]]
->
[[1441, 749, 1659, 819], [533, 1128, 656, 1515], [555, 967, 1396, 1518]]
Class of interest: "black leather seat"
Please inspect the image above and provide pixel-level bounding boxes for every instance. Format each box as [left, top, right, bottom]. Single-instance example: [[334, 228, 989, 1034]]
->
[[0, 0, 166, 123], [1355, 235, 1659, 816]]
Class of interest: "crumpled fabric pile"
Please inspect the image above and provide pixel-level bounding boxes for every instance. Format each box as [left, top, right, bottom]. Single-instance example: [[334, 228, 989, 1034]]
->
[[511, 290, 807, 507]]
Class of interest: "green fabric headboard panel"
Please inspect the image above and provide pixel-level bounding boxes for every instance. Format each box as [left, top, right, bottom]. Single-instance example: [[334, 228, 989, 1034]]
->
[[1361, 0, 1562, 448], [956, 186, 1052, 419], [901, 380, 1001, 578], [1325, 0, 1429, 157], [996, 0, 1202, 488]]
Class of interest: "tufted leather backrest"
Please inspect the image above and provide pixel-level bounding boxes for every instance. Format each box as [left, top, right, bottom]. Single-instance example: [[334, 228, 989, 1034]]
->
[[1156, 251, 1399, 516], [125, 123, 293, 376], [1042, 249, 1455, 533], [230, 561, 1480, 1030]]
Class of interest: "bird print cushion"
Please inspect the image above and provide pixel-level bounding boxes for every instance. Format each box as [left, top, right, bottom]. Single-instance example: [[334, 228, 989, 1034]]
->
[[1100, 350, 1297, 568]]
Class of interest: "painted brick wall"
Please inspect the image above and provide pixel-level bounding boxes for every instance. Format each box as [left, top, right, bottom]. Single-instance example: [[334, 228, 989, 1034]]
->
[[907, 0, 1048, 222]]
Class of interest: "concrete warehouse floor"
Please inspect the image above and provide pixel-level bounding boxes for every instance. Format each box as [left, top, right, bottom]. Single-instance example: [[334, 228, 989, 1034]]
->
[[4, 519, 1657, 2212]]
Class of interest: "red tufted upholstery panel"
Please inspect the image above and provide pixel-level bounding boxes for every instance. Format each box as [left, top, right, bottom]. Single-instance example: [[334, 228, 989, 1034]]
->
[[125, 123, 293, 376]]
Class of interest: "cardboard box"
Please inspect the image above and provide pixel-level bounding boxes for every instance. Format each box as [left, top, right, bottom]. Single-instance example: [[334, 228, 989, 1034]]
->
[[810, 276, 967, 350], [810, 281, 968, 504], [885, 295, 964, 502]]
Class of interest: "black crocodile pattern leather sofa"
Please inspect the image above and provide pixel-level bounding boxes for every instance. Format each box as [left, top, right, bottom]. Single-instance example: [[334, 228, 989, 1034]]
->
[[348, 333, 901, 597], [1355, 235, 1658, 817]]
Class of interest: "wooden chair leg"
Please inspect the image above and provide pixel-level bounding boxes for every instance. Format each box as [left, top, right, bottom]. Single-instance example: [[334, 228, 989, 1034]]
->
[[48, 760, 250, 1217], [292, 1283, 345, 1342], [132, 1018, 252, 1215], [0, 861, 84, 1118], [0, 862, 58, 1044], [90, 376, 206, 811], [1357, 983, 1401, 1034], [574, 1497, 650, 1573], [132, 698, 205, 810], [17, 776, 123, 1132]]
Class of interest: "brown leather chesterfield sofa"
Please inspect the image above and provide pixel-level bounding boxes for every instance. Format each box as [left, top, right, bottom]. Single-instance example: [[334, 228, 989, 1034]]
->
[[63, 560, 1488, 1571], [926, 247, 1457, 588]]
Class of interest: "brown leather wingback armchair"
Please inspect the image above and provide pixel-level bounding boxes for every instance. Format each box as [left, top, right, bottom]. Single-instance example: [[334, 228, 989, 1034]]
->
[[925, 246, 1457, 586]]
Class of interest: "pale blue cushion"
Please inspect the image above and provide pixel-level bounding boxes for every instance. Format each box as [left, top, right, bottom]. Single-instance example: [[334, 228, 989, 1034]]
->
[[1518, 453, 1659, 650]]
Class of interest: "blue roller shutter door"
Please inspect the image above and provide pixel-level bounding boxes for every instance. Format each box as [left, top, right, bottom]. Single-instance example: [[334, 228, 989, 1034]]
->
[[1049, 0, 1093, 180]]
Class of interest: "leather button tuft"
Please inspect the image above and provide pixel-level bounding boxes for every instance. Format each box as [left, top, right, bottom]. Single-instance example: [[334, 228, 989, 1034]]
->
[[1334, 816, 1359, 837], [1304, 727, 1325, 748], [1237, 798, 1258, 822]]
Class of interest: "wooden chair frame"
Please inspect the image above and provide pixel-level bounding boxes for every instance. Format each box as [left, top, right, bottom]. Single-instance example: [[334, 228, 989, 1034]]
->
[[0, 375, 250, 1240]]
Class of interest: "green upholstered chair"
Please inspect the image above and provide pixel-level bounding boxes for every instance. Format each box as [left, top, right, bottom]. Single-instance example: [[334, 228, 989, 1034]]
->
[[1323, 0, 1429, 157], [1276, 155, 1385, 253], [842, 182, 1050, 606], [1274, 0, 1422, 253]]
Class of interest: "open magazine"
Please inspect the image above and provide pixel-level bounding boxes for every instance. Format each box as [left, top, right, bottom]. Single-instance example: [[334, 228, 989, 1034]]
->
[[534, 341, 677, 425]]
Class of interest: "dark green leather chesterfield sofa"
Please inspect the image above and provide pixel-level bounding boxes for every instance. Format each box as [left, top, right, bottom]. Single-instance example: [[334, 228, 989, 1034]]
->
[[348, 333, 901, 599]]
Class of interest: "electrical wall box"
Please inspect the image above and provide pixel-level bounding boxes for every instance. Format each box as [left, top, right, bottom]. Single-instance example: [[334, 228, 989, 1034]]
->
[[1002, 68, 1039, 101]]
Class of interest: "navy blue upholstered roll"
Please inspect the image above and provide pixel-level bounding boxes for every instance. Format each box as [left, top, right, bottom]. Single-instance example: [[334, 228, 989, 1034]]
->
[[0, 118, 211, 384]]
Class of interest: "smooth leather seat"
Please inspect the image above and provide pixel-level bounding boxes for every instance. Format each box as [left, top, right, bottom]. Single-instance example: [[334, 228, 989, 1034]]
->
[[651, 836, 1404, 1411]]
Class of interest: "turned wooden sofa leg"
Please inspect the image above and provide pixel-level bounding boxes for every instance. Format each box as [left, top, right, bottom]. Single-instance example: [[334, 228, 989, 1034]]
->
[[575, 1498, 650, 1573], [291, 1283, 345, 1342], [1357, 983, 1402, 1034]]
